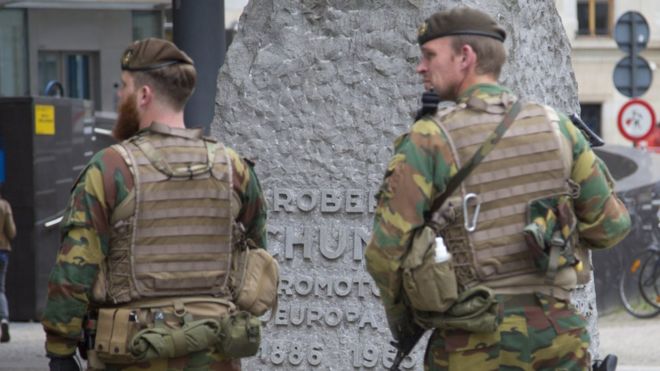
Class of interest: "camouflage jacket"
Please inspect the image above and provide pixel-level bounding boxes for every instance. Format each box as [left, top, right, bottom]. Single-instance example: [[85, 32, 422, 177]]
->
[[365, 83, 631, 340], [42, 125, 268, 357]]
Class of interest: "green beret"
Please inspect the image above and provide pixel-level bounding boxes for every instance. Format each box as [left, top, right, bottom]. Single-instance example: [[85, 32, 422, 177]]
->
[[121, 38, 193, 72], [417, 7, 506, 45]]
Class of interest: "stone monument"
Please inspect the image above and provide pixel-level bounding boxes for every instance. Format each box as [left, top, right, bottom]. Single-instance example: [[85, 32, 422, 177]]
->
[[213, 1, 597, 369]]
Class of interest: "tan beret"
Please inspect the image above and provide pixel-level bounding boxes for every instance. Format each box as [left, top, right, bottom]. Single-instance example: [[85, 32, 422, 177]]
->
[[417, 7, 506, 45], [121, 38, 194, 72]]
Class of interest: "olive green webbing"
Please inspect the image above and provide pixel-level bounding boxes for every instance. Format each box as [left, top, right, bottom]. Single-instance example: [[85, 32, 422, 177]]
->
[[466, 159, 564, 185], [452, 119, 548, 148], [477, 139, 559, 163], [106, 130, 235, 300], [443, 105, 546, 130], [430, 100, 522, 214], [431, 101, 572, 283]]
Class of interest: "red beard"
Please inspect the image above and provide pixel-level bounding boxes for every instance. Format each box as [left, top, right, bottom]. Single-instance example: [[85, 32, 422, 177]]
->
[[113, 93, 141, 141]]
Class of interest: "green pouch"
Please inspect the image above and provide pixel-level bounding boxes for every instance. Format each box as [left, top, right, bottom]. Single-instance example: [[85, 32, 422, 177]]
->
[[218, 311, 261, 358], [413, 285, 500, 333], [401, 225, 458, 313], [128, 318, 222, 361], [523, 194, 579, 273]]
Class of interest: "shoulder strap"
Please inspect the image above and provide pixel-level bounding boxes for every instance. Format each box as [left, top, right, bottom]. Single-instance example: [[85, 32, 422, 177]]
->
[[429, 100, 523, 214]]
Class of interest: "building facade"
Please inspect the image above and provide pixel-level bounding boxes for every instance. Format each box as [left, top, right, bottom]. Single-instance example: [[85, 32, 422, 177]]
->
[[0, 1, 168, 114], [557, 0, 660, 147]]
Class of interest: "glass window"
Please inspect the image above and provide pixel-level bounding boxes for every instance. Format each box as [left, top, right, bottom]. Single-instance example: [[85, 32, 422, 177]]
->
[[577, 0, 611, 36], [38, 52, 100, 109], [577, 1, 590, 35], [594, 2, 610, 36], [579, 103, 602, 137], [133, 11, 163, 40], [67, 55, 91, 100], [38, 52, 60, 96], [0, 9, 28, 96]]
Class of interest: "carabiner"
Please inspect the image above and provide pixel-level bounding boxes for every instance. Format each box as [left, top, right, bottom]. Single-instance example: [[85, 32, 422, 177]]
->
[[463, 193, 481, 232]]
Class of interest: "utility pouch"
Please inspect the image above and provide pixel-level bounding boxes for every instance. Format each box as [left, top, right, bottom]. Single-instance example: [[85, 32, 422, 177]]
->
[[93, 298, 235, 364], [218, 311, 261, 358], [128, 318, 222, 361], [94, 308, 141, 364], [523, 194, 580, 278], [401, 225, 458, 313], [230, 244, 280, 316], [413, 285, 500, 333]]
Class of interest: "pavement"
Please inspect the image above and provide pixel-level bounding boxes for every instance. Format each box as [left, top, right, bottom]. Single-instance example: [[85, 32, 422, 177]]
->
[[0, 311, 658, 370]]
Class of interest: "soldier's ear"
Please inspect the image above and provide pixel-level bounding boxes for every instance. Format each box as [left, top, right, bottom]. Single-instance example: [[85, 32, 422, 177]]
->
[[460, 44, 477, 70], [136, 84, 153, 108]]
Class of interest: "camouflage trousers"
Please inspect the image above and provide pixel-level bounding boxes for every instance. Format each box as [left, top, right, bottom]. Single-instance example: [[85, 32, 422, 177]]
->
[[423, 293, 591, 371], [89, 350, 240, 371]]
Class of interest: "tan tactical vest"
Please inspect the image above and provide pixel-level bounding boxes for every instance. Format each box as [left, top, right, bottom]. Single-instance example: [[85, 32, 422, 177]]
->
[[93, 123, 239, 304], [430, 95, 576, 296]]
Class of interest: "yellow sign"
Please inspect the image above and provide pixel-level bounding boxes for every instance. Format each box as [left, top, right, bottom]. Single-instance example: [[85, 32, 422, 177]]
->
[[35, 104, 55, 135]]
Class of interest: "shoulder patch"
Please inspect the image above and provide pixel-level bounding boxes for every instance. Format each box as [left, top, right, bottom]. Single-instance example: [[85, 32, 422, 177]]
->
[[243, 157, 256, 168]]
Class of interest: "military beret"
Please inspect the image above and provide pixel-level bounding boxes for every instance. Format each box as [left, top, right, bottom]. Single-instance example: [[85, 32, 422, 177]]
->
[[121, 38, 194, 72], [417, 7, 506, 45]]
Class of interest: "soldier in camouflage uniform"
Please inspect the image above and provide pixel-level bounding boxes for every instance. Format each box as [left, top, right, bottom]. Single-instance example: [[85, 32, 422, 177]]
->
[[365, 7, 631, 371], [42, 38, 267, 371]]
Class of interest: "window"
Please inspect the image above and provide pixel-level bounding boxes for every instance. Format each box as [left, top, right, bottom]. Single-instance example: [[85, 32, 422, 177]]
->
[[577, 0, 613, 36], [0, 9, 28, 96], [38, 51, 100, 109], [132, 11, 164, 41], [579, 103, 602, 137]]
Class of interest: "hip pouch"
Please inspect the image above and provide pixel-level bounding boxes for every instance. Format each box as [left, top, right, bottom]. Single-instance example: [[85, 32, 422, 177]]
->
[[218, 310, 261, 358], [92, 298, 259, 363], [230, 243, 280, 316], [523, 194, 581, 279], [413, 285, 501, 333], [401, 225, 458, 313]]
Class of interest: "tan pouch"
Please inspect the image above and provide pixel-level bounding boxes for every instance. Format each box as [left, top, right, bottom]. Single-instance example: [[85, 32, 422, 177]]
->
[[94, 308, 140, 364], [401, 226, 458, 313], [231, 247, 279, 316]]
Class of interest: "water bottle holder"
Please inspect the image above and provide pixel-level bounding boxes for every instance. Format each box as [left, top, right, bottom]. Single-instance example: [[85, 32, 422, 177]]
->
[[403, 249, 459, 313]]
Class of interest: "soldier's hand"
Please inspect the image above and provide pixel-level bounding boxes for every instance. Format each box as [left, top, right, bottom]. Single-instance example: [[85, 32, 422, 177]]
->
[[48, 356, 81, 371]]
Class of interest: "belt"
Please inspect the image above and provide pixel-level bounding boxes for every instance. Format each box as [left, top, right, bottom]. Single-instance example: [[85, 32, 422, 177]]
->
[[499, 293, 538, 308]]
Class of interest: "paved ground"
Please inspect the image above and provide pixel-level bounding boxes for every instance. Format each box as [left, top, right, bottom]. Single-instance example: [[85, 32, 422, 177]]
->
[[0, 311, 659, 370]]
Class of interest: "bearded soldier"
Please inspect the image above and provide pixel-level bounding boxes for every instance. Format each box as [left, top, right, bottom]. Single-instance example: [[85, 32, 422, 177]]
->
[[366, 7, 631, 370], [42, 38, 275, 371]]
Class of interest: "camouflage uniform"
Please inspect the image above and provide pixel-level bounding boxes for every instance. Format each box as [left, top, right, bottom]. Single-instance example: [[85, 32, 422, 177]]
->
[[365, 84, 631, 370], [42, 125, 267, 370]]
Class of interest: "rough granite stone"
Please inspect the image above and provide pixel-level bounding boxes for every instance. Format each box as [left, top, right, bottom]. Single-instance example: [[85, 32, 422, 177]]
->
[[213, 0, 599, 368]]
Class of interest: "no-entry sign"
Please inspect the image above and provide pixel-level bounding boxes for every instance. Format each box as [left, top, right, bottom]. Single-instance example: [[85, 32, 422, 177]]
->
[[617, 98, 656, 141]]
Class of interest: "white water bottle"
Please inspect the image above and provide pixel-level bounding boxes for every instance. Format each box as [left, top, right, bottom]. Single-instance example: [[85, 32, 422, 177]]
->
[[434, 236, 450, 263]]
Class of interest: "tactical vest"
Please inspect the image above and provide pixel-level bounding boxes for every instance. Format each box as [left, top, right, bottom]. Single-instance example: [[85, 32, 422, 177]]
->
[[430, 95, 575, 293], [94, 123, 239, 304]]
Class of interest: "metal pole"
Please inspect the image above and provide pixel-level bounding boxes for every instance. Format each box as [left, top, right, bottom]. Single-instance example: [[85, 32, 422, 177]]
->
[[630, 13, 637, 98], [172, 0, 225, 133]]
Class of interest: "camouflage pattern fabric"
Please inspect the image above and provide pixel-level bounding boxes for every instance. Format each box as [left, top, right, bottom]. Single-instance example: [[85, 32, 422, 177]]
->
[[97, 352, 240, 371], [423, 293, 590, 371], [41, 127, 267, 367], [365, 84, 631, 363]]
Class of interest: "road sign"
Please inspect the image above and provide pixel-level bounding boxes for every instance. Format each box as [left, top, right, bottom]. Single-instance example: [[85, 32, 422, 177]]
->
[[613, 11, 652, 98], [617, 98, 656, 142], [614, 11, 650, 54], [613, 55, 653, 98]]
